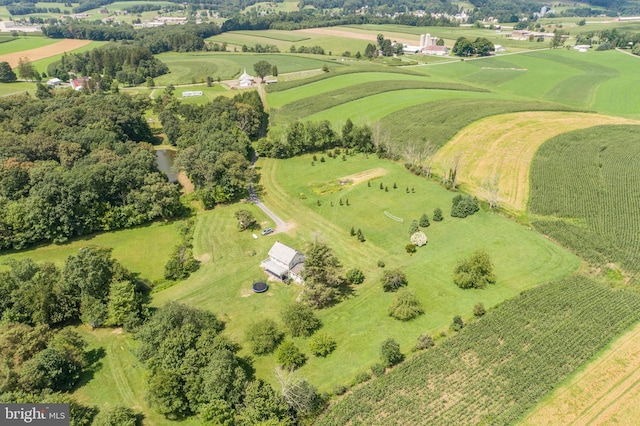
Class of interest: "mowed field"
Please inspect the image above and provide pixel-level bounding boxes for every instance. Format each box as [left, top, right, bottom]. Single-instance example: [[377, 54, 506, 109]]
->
[[432, 111, 640, 213], [0, 38, 92, 68], [153, 155, 580, 391], [520, 321, 640, 426]]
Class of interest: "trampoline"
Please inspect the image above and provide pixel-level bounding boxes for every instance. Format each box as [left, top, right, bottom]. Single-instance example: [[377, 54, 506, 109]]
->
[[252, 281, 269, 293]]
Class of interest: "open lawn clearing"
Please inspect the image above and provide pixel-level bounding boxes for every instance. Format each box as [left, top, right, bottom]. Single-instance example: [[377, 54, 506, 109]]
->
[[155, 52, 336, 85], [0, 38, 92, 68], [0, 81, 36, 96], [530, 125, 640, 282], [272, 80, 487, 123], [233, 30, 311, 43], [297, 27, 420, 46], [154, 155, 578, 392], [318, 276, 640, 425], [520, 321, 640, 426], [0, 36, 58, 56], [304, 89, 503, 125], [72, 326, 198, 426], [0, 220, 180, 282], [432, 112, 639, 213]]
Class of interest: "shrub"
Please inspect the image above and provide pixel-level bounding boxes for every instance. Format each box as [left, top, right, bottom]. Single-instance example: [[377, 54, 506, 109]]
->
[[370, 363, 386, 377], [416, 334, 434, 350], [381, 269, 408, 292], [408, 220, 419, 235], [309, 332, 337, 357], [354, 371, 371, 384], [451, 315, 465, 332], [453, 250, 496, 289], [346, 268, 365, 285], [350, 227, 356, 236], [388, 289, 424, 321], [405, 243, 417, 255], [410, 231, 427, 247], [451, 194, 479, 218], [333, 384, 347, 395], [245, 318, 284, 355], [380, 338, 403, 367], [377, 260, 385, 268], [473, 302, 486, 317], [280, 303, 321, 337], [433, 207, 443, 221], [419, 213, 430, 227], [275, 340, 306, 369]]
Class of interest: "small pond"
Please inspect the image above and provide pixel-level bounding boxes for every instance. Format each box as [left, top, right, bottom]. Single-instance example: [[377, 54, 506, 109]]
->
[[155, 149, 178, 183]]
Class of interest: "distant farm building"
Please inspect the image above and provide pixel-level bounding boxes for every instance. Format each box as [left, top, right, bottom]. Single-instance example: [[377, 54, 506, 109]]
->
[[494, 44, 506, 53], [261, 241, 305, 283], [181, 91, 203, 97], [46, 78, 62, 86], [0, 21, 41, 33], [403, 33, 450, 56], [70, 76, 90, 90]]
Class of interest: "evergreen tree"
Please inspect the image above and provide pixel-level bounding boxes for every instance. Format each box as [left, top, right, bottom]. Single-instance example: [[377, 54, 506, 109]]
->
[[0, 61, 16, 82]]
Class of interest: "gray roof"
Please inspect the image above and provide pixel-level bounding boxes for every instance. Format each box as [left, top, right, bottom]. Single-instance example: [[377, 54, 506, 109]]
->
[[268, 241, 300, 265], [261, 259, 289, 277]]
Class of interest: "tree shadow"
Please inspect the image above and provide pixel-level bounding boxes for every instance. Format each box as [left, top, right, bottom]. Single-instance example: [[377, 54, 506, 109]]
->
[[73, 347, 106, 389]]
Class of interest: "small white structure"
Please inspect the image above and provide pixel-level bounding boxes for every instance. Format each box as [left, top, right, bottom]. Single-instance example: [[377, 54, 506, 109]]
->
[[422, 45, 449, 55], [261, 241, 305, 283], [181, 91, 203, 97], [238, 68, 254, 88], [46, 78, 62, 86], [494, 44, 506, 53]]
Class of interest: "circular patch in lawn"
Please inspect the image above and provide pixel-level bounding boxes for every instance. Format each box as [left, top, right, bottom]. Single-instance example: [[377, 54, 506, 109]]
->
[[252, 281, 268, 293]]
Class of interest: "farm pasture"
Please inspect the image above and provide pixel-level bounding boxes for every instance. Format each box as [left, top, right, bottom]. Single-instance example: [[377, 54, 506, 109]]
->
[[0, 38, 92, 67], [154, 52, 336, 85], [0, 36, 58, 56], [520, 321, 640, 426], [432, 111, 640, 213]]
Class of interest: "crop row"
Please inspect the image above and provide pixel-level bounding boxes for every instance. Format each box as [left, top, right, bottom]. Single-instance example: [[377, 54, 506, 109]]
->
[[317, 276, 640, 425], [529, 125, 640, 281]]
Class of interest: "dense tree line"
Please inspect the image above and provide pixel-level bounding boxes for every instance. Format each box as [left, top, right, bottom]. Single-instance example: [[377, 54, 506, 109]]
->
[[47, 43, 168, 85], [7, 5, 61, 15], [221, 9, 456, 32], [135, 302, 308, 423], [0, 247, 147, 329], [299, 0, 460, 15], [160, 90, 265, 208], [0, 91, 183, 250], [256, 118, 374, 158], [43, 22, 221, 54]]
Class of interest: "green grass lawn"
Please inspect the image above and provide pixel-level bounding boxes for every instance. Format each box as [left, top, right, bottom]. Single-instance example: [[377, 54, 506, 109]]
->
[[0, 220, 181, 282], [0, 81, 36, 96], [153, 155, 579, 392]]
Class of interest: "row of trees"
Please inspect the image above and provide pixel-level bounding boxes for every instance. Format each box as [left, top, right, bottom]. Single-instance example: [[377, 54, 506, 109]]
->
[[0, 91, 184, 250], [256, 118, 374, 158]]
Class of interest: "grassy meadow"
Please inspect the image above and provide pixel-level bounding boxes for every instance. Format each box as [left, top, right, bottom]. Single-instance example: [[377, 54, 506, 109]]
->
[[153, 155, 579, 391], [0, 36, 58, 55]]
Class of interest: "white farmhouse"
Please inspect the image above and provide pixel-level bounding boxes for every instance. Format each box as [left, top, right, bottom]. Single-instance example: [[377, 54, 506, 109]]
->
[[261, 241, 305, 283]]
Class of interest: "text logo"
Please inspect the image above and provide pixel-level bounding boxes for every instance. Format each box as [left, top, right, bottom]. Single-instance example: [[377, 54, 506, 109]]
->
[[1, 404, 69, 425]]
